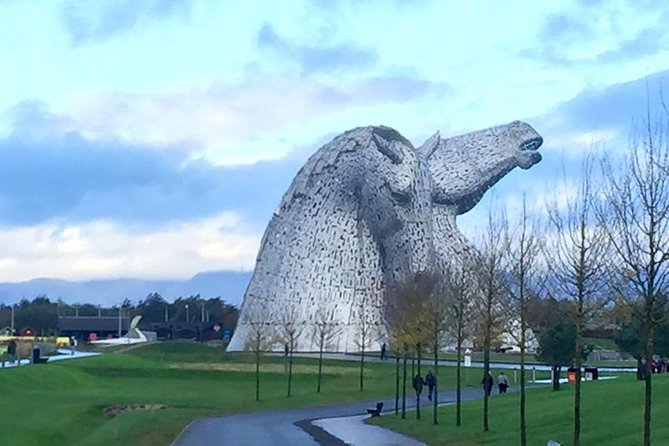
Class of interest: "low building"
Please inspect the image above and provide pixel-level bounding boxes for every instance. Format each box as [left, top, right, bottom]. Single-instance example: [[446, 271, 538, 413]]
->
[[58, 316, 129, 341]]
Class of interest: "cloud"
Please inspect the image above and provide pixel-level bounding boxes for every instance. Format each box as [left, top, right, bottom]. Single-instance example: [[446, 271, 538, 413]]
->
[[532, 68, 669, 156], [29, 76, 439, 165], [0, 212, 260, 282], [60, 0, 194, 44], [526, 0, 668, 65], [0, 103, 304, 227], [597, 27, 668, 63], [257, 23, 377, 73]]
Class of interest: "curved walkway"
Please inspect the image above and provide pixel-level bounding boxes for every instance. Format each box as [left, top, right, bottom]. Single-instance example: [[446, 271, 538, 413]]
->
[[172, 387, 501, 446]]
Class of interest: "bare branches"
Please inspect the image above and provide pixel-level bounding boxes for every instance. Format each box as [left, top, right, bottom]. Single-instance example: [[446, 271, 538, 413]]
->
[[597, 90, 669, 446], [545, 156, 613, 316], [312, 309, 341, 354], [313, 308, 341, 393]]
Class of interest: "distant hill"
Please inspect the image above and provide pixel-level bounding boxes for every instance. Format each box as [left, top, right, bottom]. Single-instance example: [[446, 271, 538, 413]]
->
[[0, 270, 252, 307]]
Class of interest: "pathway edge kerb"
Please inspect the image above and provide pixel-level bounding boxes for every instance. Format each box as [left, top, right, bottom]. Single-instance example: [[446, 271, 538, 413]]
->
[[294, 418, 348, 446], [170, 418, 198, 446]]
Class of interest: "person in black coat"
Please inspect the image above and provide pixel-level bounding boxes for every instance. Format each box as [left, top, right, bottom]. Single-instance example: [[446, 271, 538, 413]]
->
[[413, 372, 426, 396], [482, 372, 494, 397], [7, 339, 17, 364], [425, 370, 437, 400]]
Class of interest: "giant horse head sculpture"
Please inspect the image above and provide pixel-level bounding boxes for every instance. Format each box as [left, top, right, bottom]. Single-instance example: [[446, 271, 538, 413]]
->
[[227, 121, 543, 352]]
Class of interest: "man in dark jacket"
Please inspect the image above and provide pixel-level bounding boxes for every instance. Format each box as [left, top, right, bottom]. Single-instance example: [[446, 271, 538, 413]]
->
[[482, 372, 494, 397], [425, 370, 436, 400], [7, 339, 17, 364], [413, 372, 425, 396]]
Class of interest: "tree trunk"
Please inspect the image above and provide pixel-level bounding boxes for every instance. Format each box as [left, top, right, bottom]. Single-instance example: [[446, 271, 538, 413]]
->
[[552, 365, 561, 391], [395, 354, 400, 415], [416, 391, 421, 420], [402, 351, 407, 419], [456, 335, 462, 427], [359, 343, 365, 391], [255, 345, 261, 401], [287, 337, 294, 397], [483, 298, 491, 432], [520, 314, 527, 446], [317, 341, 323, 394], [416, 343, 421, 420], [573, 308, 582, 446], [433, 342, 438, 425], [643, 322, 654, 446]]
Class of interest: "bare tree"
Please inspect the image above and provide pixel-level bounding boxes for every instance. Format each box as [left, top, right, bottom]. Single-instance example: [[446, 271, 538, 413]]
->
[[444, 261, 476, 427], [279, 305, 303, 398], [384, 282, 410, 418], [354, 299, 376, 392], [312, 309, 341, 393], [545, 157, 612, 446], [473, 204, 508, 432], [243, 303, 276, 402], [503, 196, 544, 446], [598, 99, 669, 446], [426, 275, 449, 426]]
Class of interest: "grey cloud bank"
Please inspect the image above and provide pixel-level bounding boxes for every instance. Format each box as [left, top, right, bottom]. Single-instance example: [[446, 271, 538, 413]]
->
[[257, 23, 377, 73], [60, 0, 195, 44]]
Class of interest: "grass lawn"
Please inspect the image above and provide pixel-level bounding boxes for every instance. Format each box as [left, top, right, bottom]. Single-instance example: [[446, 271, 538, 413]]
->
[[371, 373, 669, 445], [582, 336, 621, 351], [0, 342, 546, 446]]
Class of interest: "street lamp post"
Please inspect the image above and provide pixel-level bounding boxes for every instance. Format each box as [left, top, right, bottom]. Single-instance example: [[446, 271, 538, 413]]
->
[[10, 304, 14, 335], [185, 304, 189, 322], [118, 304, 122, 338]]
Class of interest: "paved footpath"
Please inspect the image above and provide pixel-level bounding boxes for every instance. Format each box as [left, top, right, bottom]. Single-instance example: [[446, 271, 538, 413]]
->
[[172, 386, 505, 446], [277, 352, 637, 374]]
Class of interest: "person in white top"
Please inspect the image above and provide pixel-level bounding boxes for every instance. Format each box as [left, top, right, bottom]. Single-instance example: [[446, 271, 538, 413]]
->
[[497, 372, 509, 393]]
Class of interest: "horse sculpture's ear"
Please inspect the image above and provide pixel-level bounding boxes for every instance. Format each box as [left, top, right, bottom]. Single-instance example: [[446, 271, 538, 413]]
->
[[372, 126, 413, 164], [417, 131, 440, 159]]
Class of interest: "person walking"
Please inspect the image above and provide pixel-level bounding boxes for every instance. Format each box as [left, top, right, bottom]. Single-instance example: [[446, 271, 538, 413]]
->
[[482, 372, 494, 397], [7, 339, 17, 364], [497, 371, 509, 393], [425, 370, 436, 401], [380, 342, 387, 360], [413, 372, 426, 397], [412, 371, 426, 419], [69, 336, 77, 355]]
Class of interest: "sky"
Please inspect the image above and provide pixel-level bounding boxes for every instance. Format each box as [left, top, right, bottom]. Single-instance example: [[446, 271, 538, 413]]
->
[[1, 0, 669, 283]]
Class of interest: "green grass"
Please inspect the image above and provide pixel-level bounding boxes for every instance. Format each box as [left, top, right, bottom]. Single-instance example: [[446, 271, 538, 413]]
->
[[371, 374, 669, 445], [0, 342, 544, 446], [583, 336, 620, 351]]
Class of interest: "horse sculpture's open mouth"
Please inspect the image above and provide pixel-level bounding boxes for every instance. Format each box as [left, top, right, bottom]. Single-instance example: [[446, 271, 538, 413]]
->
[[517, 136, 543, 169], [521, 136, 543, 152]]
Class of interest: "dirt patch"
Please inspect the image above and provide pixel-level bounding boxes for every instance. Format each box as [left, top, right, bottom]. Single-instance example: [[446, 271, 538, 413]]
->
[[104, 404, 168, 418], [169, 362, 366, 376]]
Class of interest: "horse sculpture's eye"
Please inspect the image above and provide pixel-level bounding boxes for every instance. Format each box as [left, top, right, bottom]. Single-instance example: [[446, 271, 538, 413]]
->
[[391, 189, 412, 204]]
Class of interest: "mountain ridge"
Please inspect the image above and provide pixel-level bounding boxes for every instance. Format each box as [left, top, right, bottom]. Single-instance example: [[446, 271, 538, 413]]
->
[[0, 270, 252, 307]]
